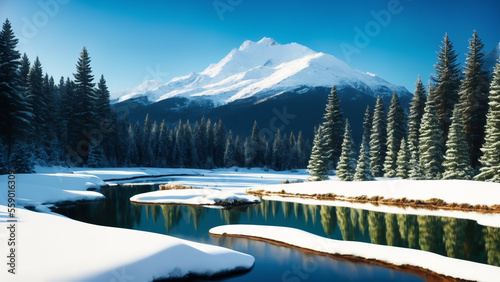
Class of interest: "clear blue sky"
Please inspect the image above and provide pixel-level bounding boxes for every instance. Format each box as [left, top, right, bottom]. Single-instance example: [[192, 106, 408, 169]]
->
[[1, 0, 499, 97]]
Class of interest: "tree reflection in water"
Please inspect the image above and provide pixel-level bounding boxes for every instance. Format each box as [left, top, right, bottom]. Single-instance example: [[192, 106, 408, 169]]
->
[[56, 189, 500, 268]]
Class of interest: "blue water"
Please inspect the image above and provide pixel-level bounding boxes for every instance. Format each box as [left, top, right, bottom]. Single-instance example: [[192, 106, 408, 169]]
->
[[55, 183, 500, 281]]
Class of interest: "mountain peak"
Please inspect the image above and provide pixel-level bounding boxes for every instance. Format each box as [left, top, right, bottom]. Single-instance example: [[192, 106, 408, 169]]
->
[[257, 37, 278, 46], [116, 38, 410, 105], [239, 37, 279, 50]]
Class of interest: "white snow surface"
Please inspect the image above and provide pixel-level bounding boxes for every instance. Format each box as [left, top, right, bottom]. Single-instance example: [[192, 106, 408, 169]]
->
[[209, 225, 500, 282], [130, 188, 260, 206], [116, 37, 409, 105], [0, 206, 254, 282], [0, 173, 105, 208], [251, 178, 500, 207]]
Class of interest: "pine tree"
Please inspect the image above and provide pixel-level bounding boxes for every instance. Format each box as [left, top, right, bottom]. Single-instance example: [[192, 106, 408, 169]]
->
[[288, 131, 299, 169], [157, 120, 169, 167], [141, 114, 154, 166], [369, 96, 387, 177], [336, 120, 356, 181], [95, 75, 111, 122], [407, 76, 427, 158], [475, 61, 500, 182], [250, 121, 264, 166], [244, 137, 253, 168], [272, 129, 286, 171], [307, 125, 329, 181], [396, 138, 410, 179], [71, 47, 96, 155], [0, 19, 32, 147], [322, 84, 344, 168], [8, 143, 34, 173], [19, 53, 30, 90], [431, 33, 461, 143], [223, 130, 235, 168], [87, 146, 107, 168], [458, 31, 490, 168], [27, 57, 47, 141], [443, 106, 474, 180], [126, 124, 139, 166], [233, 135, 244, 167], [0, 143, 8, 174], [408, 150, 424, 180], [296, 131, 308, 168], [384, 92, 407, 178], [361, 105, 372, 148], [354, 141, 374, 181], [419, 91, 444, 179], [213, 120, 226, 167]]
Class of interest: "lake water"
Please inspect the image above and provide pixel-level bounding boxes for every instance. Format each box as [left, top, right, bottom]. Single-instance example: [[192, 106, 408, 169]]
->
[[55, 183, 500, 281]]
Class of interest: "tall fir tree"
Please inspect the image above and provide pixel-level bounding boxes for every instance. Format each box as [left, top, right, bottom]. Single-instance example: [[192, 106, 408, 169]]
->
[[369, 96, 387, 177], [336, 120, 356, 181], [458, 31, 490, 168], [157, 120, 169, 167], [296, 131, 308, 168], [272, 129, 286, 171], [384, 92, 407, 178], [419, 90, 444, 179], [19, 53, 30, 90], [396, 138, 410, 179], [442, 106, 474, 180], [361, 105, 372, 148], [307, 125, 329, 181], [213, 120, 226, 167], [0, 19, 32, 148], [71, 47, 96, 158], [354, 141, 374, 181], [250, 120, 264, 166], [431, 33, 461, 143], [233, 135, 244, 167], [95, 75, 111, 122], [408, 150, 424, 180], [322, 84, 344, 168], [223, 130, 235, 168], [27, 57, 46, 141], [8, 143, 34, 173], [407, 76, 427, 158], [475, 61, 500, 182], [243, 137, 253, 168]]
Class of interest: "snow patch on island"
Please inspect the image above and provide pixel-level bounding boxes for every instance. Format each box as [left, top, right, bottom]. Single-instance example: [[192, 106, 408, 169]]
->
[[209, 225, 500, 282], [130, 188, 260, 206]]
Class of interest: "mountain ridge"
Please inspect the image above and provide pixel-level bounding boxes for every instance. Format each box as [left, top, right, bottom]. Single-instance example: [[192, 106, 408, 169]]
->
[[115, 37, 411, 105]]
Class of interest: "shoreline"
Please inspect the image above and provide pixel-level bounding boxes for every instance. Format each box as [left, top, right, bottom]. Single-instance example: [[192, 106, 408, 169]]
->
[[209, 232, 470, 282], [248, 190, 500, 214]]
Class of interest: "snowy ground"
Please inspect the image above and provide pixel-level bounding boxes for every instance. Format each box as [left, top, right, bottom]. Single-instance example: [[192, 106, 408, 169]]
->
[[130, 188, 260, 206], [210, 225, 500, 282], [0, 172, 105, 209], [251, 178, 500, 207], [2, 167, 499, 281], [0, 206, 254, 282]]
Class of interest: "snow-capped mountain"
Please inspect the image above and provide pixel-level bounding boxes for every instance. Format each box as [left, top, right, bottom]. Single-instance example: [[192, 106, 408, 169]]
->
[[116, 37, 410, 105]]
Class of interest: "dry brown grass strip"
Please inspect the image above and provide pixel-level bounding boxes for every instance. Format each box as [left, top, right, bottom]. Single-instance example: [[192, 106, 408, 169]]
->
[[247, 190, 500, 214], [159, 184, 195, 190]]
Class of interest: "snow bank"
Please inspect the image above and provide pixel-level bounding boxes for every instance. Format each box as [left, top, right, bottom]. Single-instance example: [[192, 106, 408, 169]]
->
[[130, 188, 260, 206], [209, 225, 500, 282], [0, 173, 105, 208], [251, 179, 500, 207], [0, 206, 254, 282]]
